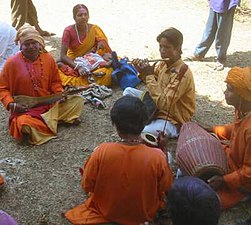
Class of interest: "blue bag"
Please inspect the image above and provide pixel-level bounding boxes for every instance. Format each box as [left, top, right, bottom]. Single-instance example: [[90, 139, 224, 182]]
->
[[111, 51, 141, 90]]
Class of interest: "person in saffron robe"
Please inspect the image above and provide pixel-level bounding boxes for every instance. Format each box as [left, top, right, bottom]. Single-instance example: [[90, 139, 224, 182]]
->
[[201, 67, 251, 209], [0, 24, 83, 145], [58, 4, 113, 87], [64, 95, 173, 225], [123, 27, 196, 138], [167, 176, 220, 225]]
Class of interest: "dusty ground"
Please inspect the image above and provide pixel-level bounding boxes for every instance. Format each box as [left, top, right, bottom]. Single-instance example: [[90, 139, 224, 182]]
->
[[0, 0, 251, 224]]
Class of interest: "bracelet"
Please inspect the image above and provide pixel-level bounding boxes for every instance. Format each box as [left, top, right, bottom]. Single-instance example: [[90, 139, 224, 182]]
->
[[74, 63, 79, 70], [12, 103, 17, 112]]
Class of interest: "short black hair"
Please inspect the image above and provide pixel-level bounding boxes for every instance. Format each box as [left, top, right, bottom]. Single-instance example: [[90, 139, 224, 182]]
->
[[73, 4, 89, 20], [167, 176, 220, 225], [157, 27, 183, 54], [110, 96, 148, 135]]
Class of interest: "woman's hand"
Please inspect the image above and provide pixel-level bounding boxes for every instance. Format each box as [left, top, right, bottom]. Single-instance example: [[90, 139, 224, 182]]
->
[[77, 65, 88, 77], [8, 102, 28, 113], [132, 58, 154, 76], [208, 175, 224, 190]]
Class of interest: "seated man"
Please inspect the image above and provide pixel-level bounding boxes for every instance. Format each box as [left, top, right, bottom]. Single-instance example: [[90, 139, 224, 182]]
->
[[0, 24, 83, 145], [64, 96, 173, 225], [167, 176, 220, 225], [123, 27, 196, 138], [201, 67, 251, 209]]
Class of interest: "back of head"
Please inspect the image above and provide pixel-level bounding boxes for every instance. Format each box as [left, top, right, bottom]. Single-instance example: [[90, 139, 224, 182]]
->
[[110, 96, 148, 135], [73, 4, 89, 20], [225, 67, 251, 102], [167, 176, 220, 225], [157, 27, 183, 54]]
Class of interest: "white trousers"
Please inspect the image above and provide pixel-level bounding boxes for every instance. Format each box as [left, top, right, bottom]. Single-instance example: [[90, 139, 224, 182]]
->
[[123, 87, 178, 138]]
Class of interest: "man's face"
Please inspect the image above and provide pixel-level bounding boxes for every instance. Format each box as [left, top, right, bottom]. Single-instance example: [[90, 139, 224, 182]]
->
[[158, 37, 179, 61], [224, 83, 240, 106], [21, 39, 40, 61]]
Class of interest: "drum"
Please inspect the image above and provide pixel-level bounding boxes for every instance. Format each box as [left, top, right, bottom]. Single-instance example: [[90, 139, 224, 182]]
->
[[176, 122, 229, 181]]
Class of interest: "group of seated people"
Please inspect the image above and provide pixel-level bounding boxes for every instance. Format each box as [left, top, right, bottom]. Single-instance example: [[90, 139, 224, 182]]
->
[[0, 3, 251, 225]]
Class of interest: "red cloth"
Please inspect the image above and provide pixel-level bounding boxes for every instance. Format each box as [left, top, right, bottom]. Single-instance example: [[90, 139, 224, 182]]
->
[[65, 142, 173, 225]]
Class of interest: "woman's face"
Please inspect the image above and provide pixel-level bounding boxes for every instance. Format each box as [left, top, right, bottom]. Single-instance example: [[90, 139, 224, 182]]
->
[[21, 39, 40, 61], [75, 7, 89, 25], [158, 37, 180, 62]]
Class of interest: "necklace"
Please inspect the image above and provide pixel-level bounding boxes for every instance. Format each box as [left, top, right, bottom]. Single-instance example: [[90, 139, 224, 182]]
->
[[75, 23, 88, 45], [119, 139, 142, 144], [24, 55, 43, 91]]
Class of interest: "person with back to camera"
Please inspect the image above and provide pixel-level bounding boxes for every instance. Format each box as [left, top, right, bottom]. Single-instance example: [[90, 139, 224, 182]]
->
[[167, 176, 220, 225], [58, 4, 113, 87], [123, 27, 196, 139], [64, 95, 173, 225]]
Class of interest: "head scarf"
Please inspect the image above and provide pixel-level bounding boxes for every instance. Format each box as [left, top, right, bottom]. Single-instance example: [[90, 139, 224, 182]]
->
[[15, 23, 45, 48], [226, 67, 251, 101]]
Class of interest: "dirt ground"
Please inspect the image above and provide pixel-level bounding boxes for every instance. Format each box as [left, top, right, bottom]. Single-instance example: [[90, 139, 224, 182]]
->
[[0, 1, 251, 224]]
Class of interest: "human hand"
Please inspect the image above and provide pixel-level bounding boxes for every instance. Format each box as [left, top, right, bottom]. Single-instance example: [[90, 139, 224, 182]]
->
[[157, 131, 169, 154], [77, 66, 88, 77], [97, 41, 105, 50], [132, 58, 154, 75], [208, 175, 224, 190], [8, 102, 28, 113]]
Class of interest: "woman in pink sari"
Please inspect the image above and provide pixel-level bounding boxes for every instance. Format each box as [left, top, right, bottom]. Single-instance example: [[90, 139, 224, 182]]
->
[[59, 4, 113, 87]]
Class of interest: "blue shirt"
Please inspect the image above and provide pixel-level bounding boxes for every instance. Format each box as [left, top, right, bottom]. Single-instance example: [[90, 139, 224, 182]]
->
[[210, 0, 240, 13]]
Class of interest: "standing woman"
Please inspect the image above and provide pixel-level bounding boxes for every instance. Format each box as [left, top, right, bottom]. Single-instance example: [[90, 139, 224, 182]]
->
[[59, 4, 113, 87]]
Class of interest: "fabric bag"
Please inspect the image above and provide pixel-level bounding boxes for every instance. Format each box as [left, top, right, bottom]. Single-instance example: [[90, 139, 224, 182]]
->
[[111, 51, 141, 90]]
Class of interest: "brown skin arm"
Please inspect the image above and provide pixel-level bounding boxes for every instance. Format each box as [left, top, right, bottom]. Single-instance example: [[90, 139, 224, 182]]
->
[[60, 44, 87, 76], [157, 131, 169, 156], [8, 102, 28, 113], [208, 175, 225, 190]]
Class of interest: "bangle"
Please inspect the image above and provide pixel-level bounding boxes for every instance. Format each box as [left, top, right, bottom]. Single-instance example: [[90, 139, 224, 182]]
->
[[74, 63, 79, 70], [12, 103, 17, 112]]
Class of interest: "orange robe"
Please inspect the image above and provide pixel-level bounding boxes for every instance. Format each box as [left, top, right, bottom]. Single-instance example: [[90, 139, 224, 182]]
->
[[213, 112, 251, 208], [59, 24, 113, 87], [0, 175, 4, 185], [0, 52, 82, 145], [65, 142, 173, 225]]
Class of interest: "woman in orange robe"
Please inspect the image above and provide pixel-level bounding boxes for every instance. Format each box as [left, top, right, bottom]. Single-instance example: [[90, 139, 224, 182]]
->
[[64, 96, 173, 224], [0, 24, 83, 145], [59, 4, 113, 87]]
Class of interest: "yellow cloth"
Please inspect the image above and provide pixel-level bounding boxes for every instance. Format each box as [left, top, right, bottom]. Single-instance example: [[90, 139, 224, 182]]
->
[[60, 25, 113, 87], [226, 67, 251, 101], [145, 59, 196, 126], [15, 23, 45, 48]]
